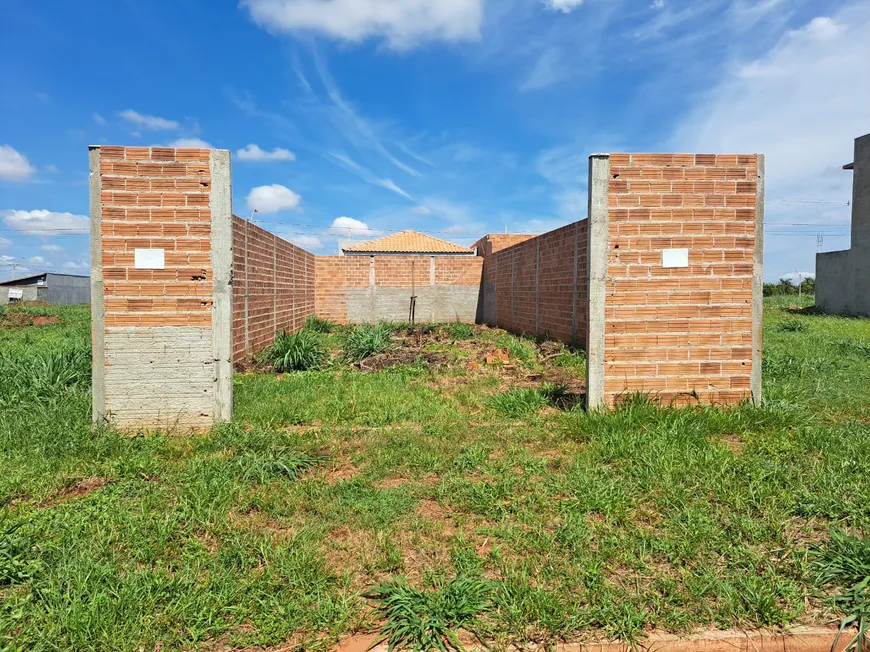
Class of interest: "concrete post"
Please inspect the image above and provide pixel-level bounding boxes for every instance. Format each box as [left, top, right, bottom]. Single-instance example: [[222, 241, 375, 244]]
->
[[750, 155, 765, 404], [209, 149, 233, 423], [88, 146, 106, 423], [586, 154, 610, 410]]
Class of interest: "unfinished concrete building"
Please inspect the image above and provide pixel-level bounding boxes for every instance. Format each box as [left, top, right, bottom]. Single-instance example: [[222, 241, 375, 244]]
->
[[89, 145, 764, 429], [816, 134, 870, 316]]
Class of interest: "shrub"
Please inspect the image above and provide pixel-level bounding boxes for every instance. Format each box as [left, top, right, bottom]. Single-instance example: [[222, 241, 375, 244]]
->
[[303, 315, 336, 334], [447, 322, 475, 340], [343, 323, 392, 361], [488, 388, 547, 417], [268, 330, 326, 372], [777, 318, 808, 333]]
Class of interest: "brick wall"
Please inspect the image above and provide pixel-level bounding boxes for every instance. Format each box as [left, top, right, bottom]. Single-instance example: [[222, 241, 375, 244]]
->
[[479, 221, 589, 345], [232, 217, 315, 361], [91, 145, 232, 430], [472, 234, 537, 257], [600, 153, 762, 406], [315, 255, 483, 324]]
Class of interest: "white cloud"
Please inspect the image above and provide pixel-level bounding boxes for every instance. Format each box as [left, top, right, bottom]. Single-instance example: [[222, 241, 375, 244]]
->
[[246, 184, 302, 214], [63, 261, 90, 270], [168, 137, 213, 148], [412, 206, 432, 215], [375, 178, 412, 200], [41, 244, 63, 253], [672, 2, 870, 279], [242, 0, 484, 49], [0, 145, 37, 182], [44, 164, 60, 174], [1, 209, 89, 235], [236, 144, 296, 162], [28, 256, 47, 266], [330, 216, 377, 236], [289, 234, 323, 250], [118, 109, 180, 131], [651, 0, 665, 9], [545, 0, 584, 13], [0, 237, 11, 249], [93, 113, 107, 125]]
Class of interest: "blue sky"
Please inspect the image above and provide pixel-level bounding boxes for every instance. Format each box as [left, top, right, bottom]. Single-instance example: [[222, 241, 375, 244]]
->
[[1, 0, 868, 282]]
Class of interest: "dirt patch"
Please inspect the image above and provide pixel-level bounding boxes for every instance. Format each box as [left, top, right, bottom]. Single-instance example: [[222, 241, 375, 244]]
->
[[44, 476, 107, 507], [0, 310, 62, 329], [354, 348, 447, 372], [31, 316, 61, 326], [324, 463, 360, 485], [711, 433, 745, 455]]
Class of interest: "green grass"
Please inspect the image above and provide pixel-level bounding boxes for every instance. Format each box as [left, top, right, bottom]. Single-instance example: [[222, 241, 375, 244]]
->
[[2, 299, 870, 650]]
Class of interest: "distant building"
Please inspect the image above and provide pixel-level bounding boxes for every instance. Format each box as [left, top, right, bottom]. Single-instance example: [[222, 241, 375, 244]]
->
[[816, 134, 870, 316], [341, 230, 475, 256], [0, 272, 90, 305]]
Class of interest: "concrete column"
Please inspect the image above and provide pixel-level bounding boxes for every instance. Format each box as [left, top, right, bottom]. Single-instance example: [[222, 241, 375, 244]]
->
[[210, 149, 233, 423], [88, 146, 106, 424], [586, 154, 610, 410], [750, 155, 765, 404]]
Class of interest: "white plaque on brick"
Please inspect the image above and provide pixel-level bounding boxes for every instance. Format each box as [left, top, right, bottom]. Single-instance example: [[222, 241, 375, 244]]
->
[[134, 248, 165, 269], [662, 248, 689, 268]]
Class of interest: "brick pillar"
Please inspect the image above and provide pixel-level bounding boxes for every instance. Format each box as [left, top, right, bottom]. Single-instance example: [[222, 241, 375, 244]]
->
[[89, 146, 233, 430], [586, 152, 764, 408]]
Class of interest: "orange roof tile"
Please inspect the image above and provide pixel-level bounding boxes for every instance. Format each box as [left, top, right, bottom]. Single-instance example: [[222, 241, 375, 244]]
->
[[342, 230, 473, 254]]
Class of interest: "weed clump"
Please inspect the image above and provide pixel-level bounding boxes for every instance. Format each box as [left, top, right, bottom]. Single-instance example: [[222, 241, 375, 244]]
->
[[447, 322, 475, 340], [0, 346, 91, 407], [303, 315, 337, 334], [488, 388, 547, 417], [365, 575, 493, 651], [811, 531, 870, 652], [231, 448, 324, 484], [777, 318, 808, 333], [268, 330, 327, 372], [344, 323, 392, 361], [0, 520, 39, 586]]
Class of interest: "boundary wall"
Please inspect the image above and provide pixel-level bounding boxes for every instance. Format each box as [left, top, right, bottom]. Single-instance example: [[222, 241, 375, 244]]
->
[[232, 216, 315, 361], [477, 221, 589, 346], [315, 255, 483, 324]]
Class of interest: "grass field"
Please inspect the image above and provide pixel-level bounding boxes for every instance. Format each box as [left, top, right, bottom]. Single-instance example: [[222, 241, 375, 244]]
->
[[1, 299, 869, 651]]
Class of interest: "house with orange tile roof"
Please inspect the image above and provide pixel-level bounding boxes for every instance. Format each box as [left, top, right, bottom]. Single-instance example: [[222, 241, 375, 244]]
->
[[342, 230, 475, 256]]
